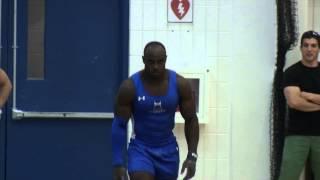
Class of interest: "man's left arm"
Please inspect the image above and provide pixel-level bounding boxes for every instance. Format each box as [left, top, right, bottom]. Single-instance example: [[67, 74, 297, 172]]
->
[[177, 75, 199, 180], [301, 91, 320, 105], [0, 69, 12, 108]]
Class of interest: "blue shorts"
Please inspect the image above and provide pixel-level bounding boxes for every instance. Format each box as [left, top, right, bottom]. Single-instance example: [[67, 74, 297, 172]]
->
[[127, 138, 180, 179]]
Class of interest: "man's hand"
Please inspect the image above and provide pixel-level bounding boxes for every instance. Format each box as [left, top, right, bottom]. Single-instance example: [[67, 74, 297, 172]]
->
[[180, 159, 196, 180], [113, 166, 128, 180]]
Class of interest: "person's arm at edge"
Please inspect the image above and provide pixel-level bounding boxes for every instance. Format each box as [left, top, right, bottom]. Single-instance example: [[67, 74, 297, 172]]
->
[[300, 91, 320, 105], [177, 75, 199, 179], [0, 69, 12, 108], [111, 79, 135, 180], [284, 86, 320, 112]]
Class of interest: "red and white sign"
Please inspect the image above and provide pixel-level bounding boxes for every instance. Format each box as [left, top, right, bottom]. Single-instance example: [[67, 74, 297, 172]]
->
[[168, 0, 193, 22]]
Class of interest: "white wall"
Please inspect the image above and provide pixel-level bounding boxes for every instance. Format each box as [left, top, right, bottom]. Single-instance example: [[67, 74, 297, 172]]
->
[[286, 0, 320, 70], [230, 0, 275, 179], [315, 0, 320, 32], [129, 0, 275, 179]]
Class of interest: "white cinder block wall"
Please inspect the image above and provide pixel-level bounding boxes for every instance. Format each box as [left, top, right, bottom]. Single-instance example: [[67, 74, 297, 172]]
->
[[286, 0, 320, 70], [129, 0, 275, 179], [315, 0, 320, 32], [230, 0, 275, 180]]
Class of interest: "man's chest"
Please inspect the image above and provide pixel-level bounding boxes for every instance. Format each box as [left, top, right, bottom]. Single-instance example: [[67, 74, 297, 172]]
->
[[299, 70, 320, 93]]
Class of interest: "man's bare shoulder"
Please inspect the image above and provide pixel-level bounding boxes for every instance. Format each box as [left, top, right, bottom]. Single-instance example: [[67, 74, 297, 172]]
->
[[0, 69, 9, 79], [175, 73, 192, 97], [119, 79, 134, 90], [117, 79, 135, 98], [114, 79, 135, 117], [176, 73, 189, 88], [0, 69, 11, 85]]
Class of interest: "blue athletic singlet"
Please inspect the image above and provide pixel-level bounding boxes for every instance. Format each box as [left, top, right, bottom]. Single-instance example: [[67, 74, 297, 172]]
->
[[128, 70, 180, 179], [130, 69, 179, 145]]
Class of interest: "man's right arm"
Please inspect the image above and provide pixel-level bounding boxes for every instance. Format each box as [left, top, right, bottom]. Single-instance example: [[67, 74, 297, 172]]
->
[[111, 79, 135, 180], [284, 86, 320, 112]]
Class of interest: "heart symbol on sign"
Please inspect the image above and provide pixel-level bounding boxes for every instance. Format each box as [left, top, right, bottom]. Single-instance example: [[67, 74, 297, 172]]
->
[[171, 0, 190, 20]]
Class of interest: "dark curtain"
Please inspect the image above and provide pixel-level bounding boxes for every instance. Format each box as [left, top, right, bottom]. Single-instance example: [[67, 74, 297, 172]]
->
[[271, 0, 298, 180]]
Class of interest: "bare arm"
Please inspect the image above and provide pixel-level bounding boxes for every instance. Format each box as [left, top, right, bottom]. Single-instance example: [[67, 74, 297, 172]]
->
[[284, 86, 320, 112], [112, 79, 135, 180], [114, 79, 135, 119], [0, 69, 12, 108], [177, 75, 199, 179], [301, 91, 320, 105], [177, 75, 199, 154]]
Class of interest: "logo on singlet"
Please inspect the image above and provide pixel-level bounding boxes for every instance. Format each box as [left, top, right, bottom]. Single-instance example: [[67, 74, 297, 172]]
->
[[138, 96, 145, 101], [152, 100, 166, 113]]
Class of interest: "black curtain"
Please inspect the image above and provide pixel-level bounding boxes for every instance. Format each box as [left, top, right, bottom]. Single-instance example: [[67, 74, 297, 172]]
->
[[271, 0, 298, 180]]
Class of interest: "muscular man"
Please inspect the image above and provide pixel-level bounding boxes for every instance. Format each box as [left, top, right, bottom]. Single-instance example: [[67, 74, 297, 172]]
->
[[111, 41, 199, 180], [280, 30, 320, 180]]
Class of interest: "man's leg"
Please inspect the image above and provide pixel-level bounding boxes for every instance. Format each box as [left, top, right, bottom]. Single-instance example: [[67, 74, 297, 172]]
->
[[127, 140, 155, 180], [129, 172, 154, 180], [310, 136, 320, 180], [279, 136, 310, 180], [153, 141, 179, 180]]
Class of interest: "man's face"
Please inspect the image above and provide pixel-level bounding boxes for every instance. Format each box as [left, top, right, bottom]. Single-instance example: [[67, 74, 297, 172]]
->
[[143, 46, 167, 78], [300, 38, 320, 63]]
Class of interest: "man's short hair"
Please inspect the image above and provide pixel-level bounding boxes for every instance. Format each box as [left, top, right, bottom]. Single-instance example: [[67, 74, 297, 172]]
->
[[300, 30, 320, 47], [144, 41, 166, 55]]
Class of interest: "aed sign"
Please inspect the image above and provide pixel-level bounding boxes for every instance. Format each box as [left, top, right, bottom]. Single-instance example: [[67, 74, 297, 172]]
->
[[168, 0, 193, 23]]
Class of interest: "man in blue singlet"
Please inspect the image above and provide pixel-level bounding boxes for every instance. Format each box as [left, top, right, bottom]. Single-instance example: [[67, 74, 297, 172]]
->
[[111, 41, 199, 180]]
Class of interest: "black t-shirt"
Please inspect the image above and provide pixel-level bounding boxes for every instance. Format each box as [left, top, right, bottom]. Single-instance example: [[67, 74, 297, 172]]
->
[[283, 61, 320, 135]]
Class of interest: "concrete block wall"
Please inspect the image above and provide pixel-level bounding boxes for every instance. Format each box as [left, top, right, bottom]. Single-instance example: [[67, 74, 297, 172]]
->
[[129, 0, 275, 179], [315, 0, 320, 32]]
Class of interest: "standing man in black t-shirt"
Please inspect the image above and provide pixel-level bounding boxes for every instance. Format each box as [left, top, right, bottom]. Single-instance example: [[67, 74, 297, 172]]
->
[[280, 30, 320, 180]]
